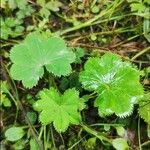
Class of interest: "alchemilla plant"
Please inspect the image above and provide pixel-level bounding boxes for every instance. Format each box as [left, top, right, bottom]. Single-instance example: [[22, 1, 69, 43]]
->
[[3, 32, 148, 150], [2, 1, 150, 149], [33, 88, 85, 132], [9, 32, 145, 126]]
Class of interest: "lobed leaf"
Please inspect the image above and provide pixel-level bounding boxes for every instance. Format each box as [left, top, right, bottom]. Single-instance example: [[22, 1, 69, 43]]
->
[[80, 53, 144, 117], [139, 93, 150, 124], [10, 33, 75, 88], [34, 88, 84, 132]]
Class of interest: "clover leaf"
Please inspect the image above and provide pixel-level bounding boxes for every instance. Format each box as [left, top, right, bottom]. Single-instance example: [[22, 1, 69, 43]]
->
[[80, 53, 144, 117], [10, 33, 75, 88], [34, 88, 84, 132]]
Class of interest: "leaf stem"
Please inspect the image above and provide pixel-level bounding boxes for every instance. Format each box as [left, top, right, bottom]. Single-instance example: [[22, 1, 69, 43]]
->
[[131, 46, 150, 60], [141, 140, 150, 147], [44, 125, 47, 150], [50, 125, 56, 149], [68, 136, 86, 150], [90, 123, 124, 127], [38, 126, 44, 140], [81, 123, 112, 144], [59, 133, 65, 147], [138, 117, 142, 150], [48, 73, 58, 89]]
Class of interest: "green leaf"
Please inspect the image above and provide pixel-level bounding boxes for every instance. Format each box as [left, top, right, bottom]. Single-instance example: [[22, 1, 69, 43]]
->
[[90, 34, 97, 41], [8, 0, 28, 10], [8, 0, 17, 9], [85, 137, 96, 149], [5, 127, 25, 141], [39, 7, 51, 18], [139, 93, 150, 124], [127, 1, 146, 13], [26, 112, 37, 125], [1, 81, 9, 93], [74, 47, 85, 64], [30, 138, 40, 150], [12, 140, 26, 150], [1, 94, 11, 107], [10, 33, 75, 88], [116, 126, 125, 137], [112, 138, 129, 150], [130, 3, 145, 12], [91, 5, 100, 14], [37, 0, 46, 7], [80, 53, 144, 117], [104, 125, 110, 131], [46, 1, 62, 12], [34, 88, 84, 132], [0, 17, 24, 40], [16, 5, 34, 19], [1, 81, 11, 107]]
